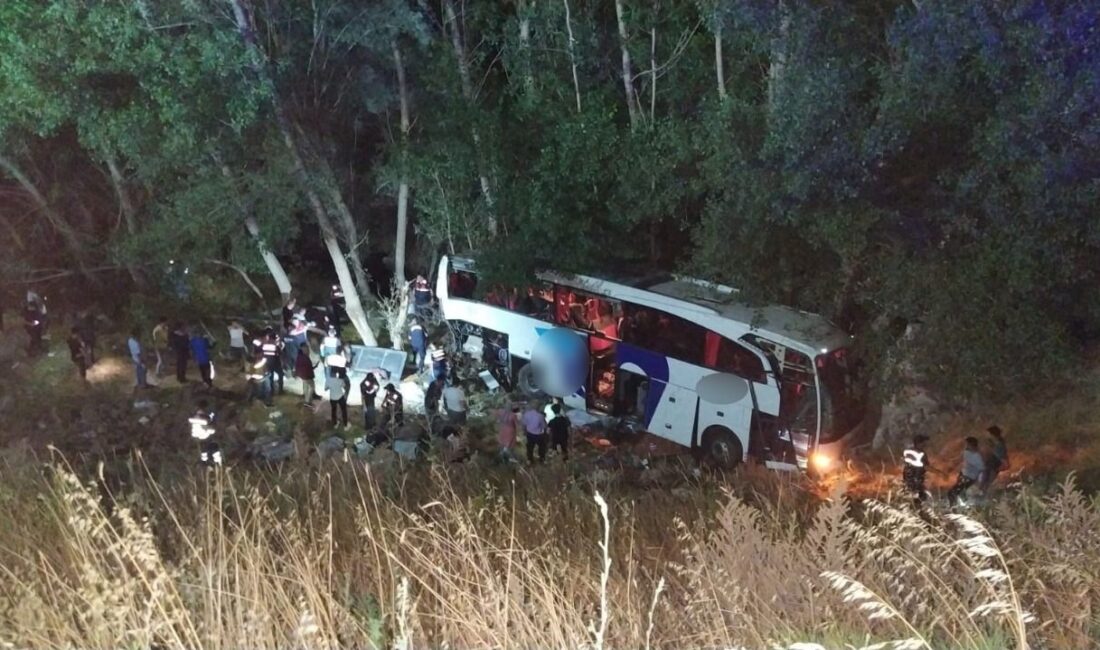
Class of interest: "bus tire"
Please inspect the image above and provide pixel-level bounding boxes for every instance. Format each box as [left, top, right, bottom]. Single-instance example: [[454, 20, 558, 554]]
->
[[701, 427, 743, 470], [515, 363, 545, 398]]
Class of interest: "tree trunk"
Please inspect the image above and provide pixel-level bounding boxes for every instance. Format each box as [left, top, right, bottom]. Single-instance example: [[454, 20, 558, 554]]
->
[[244, 215, 293, 300], [0, 153, 93, 280], [392, 42, 411, 290], [562, 0, 582, 113], [614, 0, 640, 128], [649, 22, 657, 122], [714, 17, 727, 101], [104, 154, 145, 284], [767, 0, 790, 120], [229, 0, 376, 345], [216, 159, 294, 300], [517, 0, 534, 98], [315, 157, 373, 300], [442, 0, 498, 236]]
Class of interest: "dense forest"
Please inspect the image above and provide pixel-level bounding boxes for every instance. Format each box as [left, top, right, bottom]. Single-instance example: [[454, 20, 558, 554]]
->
[[1, 0, 1097, 399]]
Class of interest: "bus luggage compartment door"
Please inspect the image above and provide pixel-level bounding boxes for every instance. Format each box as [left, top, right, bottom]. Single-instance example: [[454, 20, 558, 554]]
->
[[646, 381, 698, 448]]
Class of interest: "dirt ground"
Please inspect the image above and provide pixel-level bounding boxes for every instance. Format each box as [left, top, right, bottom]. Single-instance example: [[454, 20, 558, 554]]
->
[[2, 315, 1099, 501]]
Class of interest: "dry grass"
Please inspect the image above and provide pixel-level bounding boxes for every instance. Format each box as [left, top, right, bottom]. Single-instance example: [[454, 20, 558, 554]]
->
[[0, 452, 1097, 649]]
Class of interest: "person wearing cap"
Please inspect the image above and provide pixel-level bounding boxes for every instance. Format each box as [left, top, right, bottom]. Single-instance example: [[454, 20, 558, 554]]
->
[[902, 434, 938, 508], [982, 426, 1009, 491]]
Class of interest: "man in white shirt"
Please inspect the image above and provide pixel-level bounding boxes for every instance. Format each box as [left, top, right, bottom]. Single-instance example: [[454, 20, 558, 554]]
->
[[442, 382, 468, 425]]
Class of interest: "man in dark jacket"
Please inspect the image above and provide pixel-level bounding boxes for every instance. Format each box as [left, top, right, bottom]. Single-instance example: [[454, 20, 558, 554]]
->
[[170, 323, 190, 383], [67, 327, 89, 381], [360, 372, 380, 429]]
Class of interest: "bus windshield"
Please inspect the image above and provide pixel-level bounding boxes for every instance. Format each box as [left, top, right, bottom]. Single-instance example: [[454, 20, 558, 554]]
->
[[816, 348, 865, 443]]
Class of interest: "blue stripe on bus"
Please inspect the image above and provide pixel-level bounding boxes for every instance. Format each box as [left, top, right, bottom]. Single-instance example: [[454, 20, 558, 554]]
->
[[615, 343, 670, 429]]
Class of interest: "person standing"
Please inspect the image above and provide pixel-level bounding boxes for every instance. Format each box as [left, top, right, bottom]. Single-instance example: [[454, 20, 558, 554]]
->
[[170, 323, 190, 383], [330, 284, 346, 333], [430, 345, 448, 383], [67, 327, 89, 382], [442, 381, 468, 425], [947, 437, 986, 506], [982, 426, 1009, 491], [190, 331, 214, 388], [496, 404, 521, 463], [326, 364, 350, 429], [227, 320, 248, 372], [360, 372, 380, 429], [412, 275, 433, 319], [188, 404, 222, 466], [282, 297, 297, 332], [424, 376, 444, 420], [76, 310, 97, 366], [548, 403, 571, 461], [902, 434, 938, 508], [521, 403, 548, 464], [381, 383, 404, 430], [152, 316, 170, 377], [408, 319, 427, 371], [127, 327, 149, 390], [295, 347, 319, 406], [23, 299, 44, 357], [260, 330, 283, 400]]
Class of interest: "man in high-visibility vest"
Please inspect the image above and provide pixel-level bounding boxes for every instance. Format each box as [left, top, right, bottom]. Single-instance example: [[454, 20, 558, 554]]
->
[[408, 319, 427, 371], [902, 434, 939, 508], [188, 404, 222, 466]]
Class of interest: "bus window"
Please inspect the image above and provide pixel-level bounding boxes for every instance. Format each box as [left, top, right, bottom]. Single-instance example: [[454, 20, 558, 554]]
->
[[704, 332, 765, 383], [622, 303, 704, 365], [448, 268, 478, 299]]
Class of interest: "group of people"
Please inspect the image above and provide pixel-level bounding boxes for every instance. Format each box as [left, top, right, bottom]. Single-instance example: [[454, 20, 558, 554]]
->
[[494, 398, 572, 464], [903, 425, 1010, 509]]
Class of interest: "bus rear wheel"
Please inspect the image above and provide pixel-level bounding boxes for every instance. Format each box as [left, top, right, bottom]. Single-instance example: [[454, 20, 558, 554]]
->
[[701, 427, 743, 470], [515, 362, 545, 398]]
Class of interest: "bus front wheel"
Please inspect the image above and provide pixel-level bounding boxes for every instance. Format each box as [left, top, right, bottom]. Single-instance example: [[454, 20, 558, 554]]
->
[[515, 363, 545, 398], [702, 428, 743, 470]]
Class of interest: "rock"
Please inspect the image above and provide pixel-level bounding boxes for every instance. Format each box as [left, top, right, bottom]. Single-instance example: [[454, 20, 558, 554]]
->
[[315, 436, 346, 461]]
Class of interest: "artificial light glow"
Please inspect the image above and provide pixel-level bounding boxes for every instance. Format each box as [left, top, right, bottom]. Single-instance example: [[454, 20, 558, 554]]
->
[[820, 348, 829, 354], [809, 451, 834, 473]]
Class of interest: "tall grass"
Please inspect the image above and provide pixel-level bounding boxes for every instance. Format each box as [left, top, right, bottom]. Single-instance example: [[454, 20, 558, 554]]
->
[[0, 452, 1096, 649]]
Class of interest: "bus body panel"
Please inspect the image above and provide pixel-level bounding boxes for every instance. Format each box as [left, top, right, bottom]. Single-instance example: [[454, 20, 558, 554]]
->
[[435, 256, 862, 470]]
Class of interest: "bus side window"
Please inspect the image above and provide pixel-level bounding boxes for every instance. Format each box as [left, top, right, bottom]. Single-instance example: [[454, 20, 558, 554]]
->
[[449, 270, 477, 299]]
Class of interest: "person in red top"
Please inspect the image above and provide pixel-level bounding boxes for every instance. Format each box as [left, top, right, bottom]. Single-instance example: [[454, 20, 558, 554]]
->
[[295, 347, 318, 406], [496, 403, 521, 463]]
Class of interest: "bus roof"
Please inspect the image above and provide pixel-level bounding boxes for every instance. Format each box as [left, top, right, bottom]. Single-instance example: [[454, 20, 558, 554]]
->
[[445, 256, 850, 355], [642, 278, 849, 353]]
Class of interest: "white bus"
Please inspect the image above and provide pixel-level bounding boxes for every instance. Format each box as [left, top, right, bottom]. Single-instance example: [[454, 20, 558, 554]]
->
[[436, 256, 866, 473]]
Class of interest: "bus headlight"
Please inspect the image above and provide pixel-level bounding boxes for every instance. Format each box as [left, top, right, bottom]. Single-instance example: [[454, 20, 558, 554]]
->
[[809, 451, 834, 474]]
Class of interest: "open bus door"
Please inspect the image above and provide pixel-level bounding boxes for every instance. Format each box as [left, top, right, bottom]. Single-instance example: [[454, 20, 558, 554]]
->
[[587, 331, 617, 413]]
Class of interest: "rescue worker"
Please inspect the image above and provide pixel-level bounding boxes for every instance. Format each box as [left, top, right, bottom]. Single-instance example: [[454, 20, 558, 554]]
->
[[412, 275, 432, 319], [282, 297, 297, 331], [947, 436, 986, 506], [982, 426, 1009, 492], [260, 329, 284, 400], [245, 342, 269, 405], [902, 434, 937, 508], [330, 284, 346, 333], [360, 372, 380, 429], [381, 383, 404, 430], [408, 318, 427, 372], [188, 403, 222, 466]]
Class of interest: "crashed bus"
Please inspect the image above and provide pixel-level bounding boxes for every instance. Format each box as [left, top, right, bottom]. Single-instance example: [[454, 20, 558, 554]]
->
[[436, 256, 867, 473]]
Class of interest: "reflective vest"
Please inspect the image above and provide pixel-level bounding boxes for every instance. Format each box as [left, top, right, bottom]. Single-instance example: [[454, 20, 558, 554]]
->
[[430, 348, 446, 362], [903, 449, 925, 468], [189, 413, 215, 440]]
